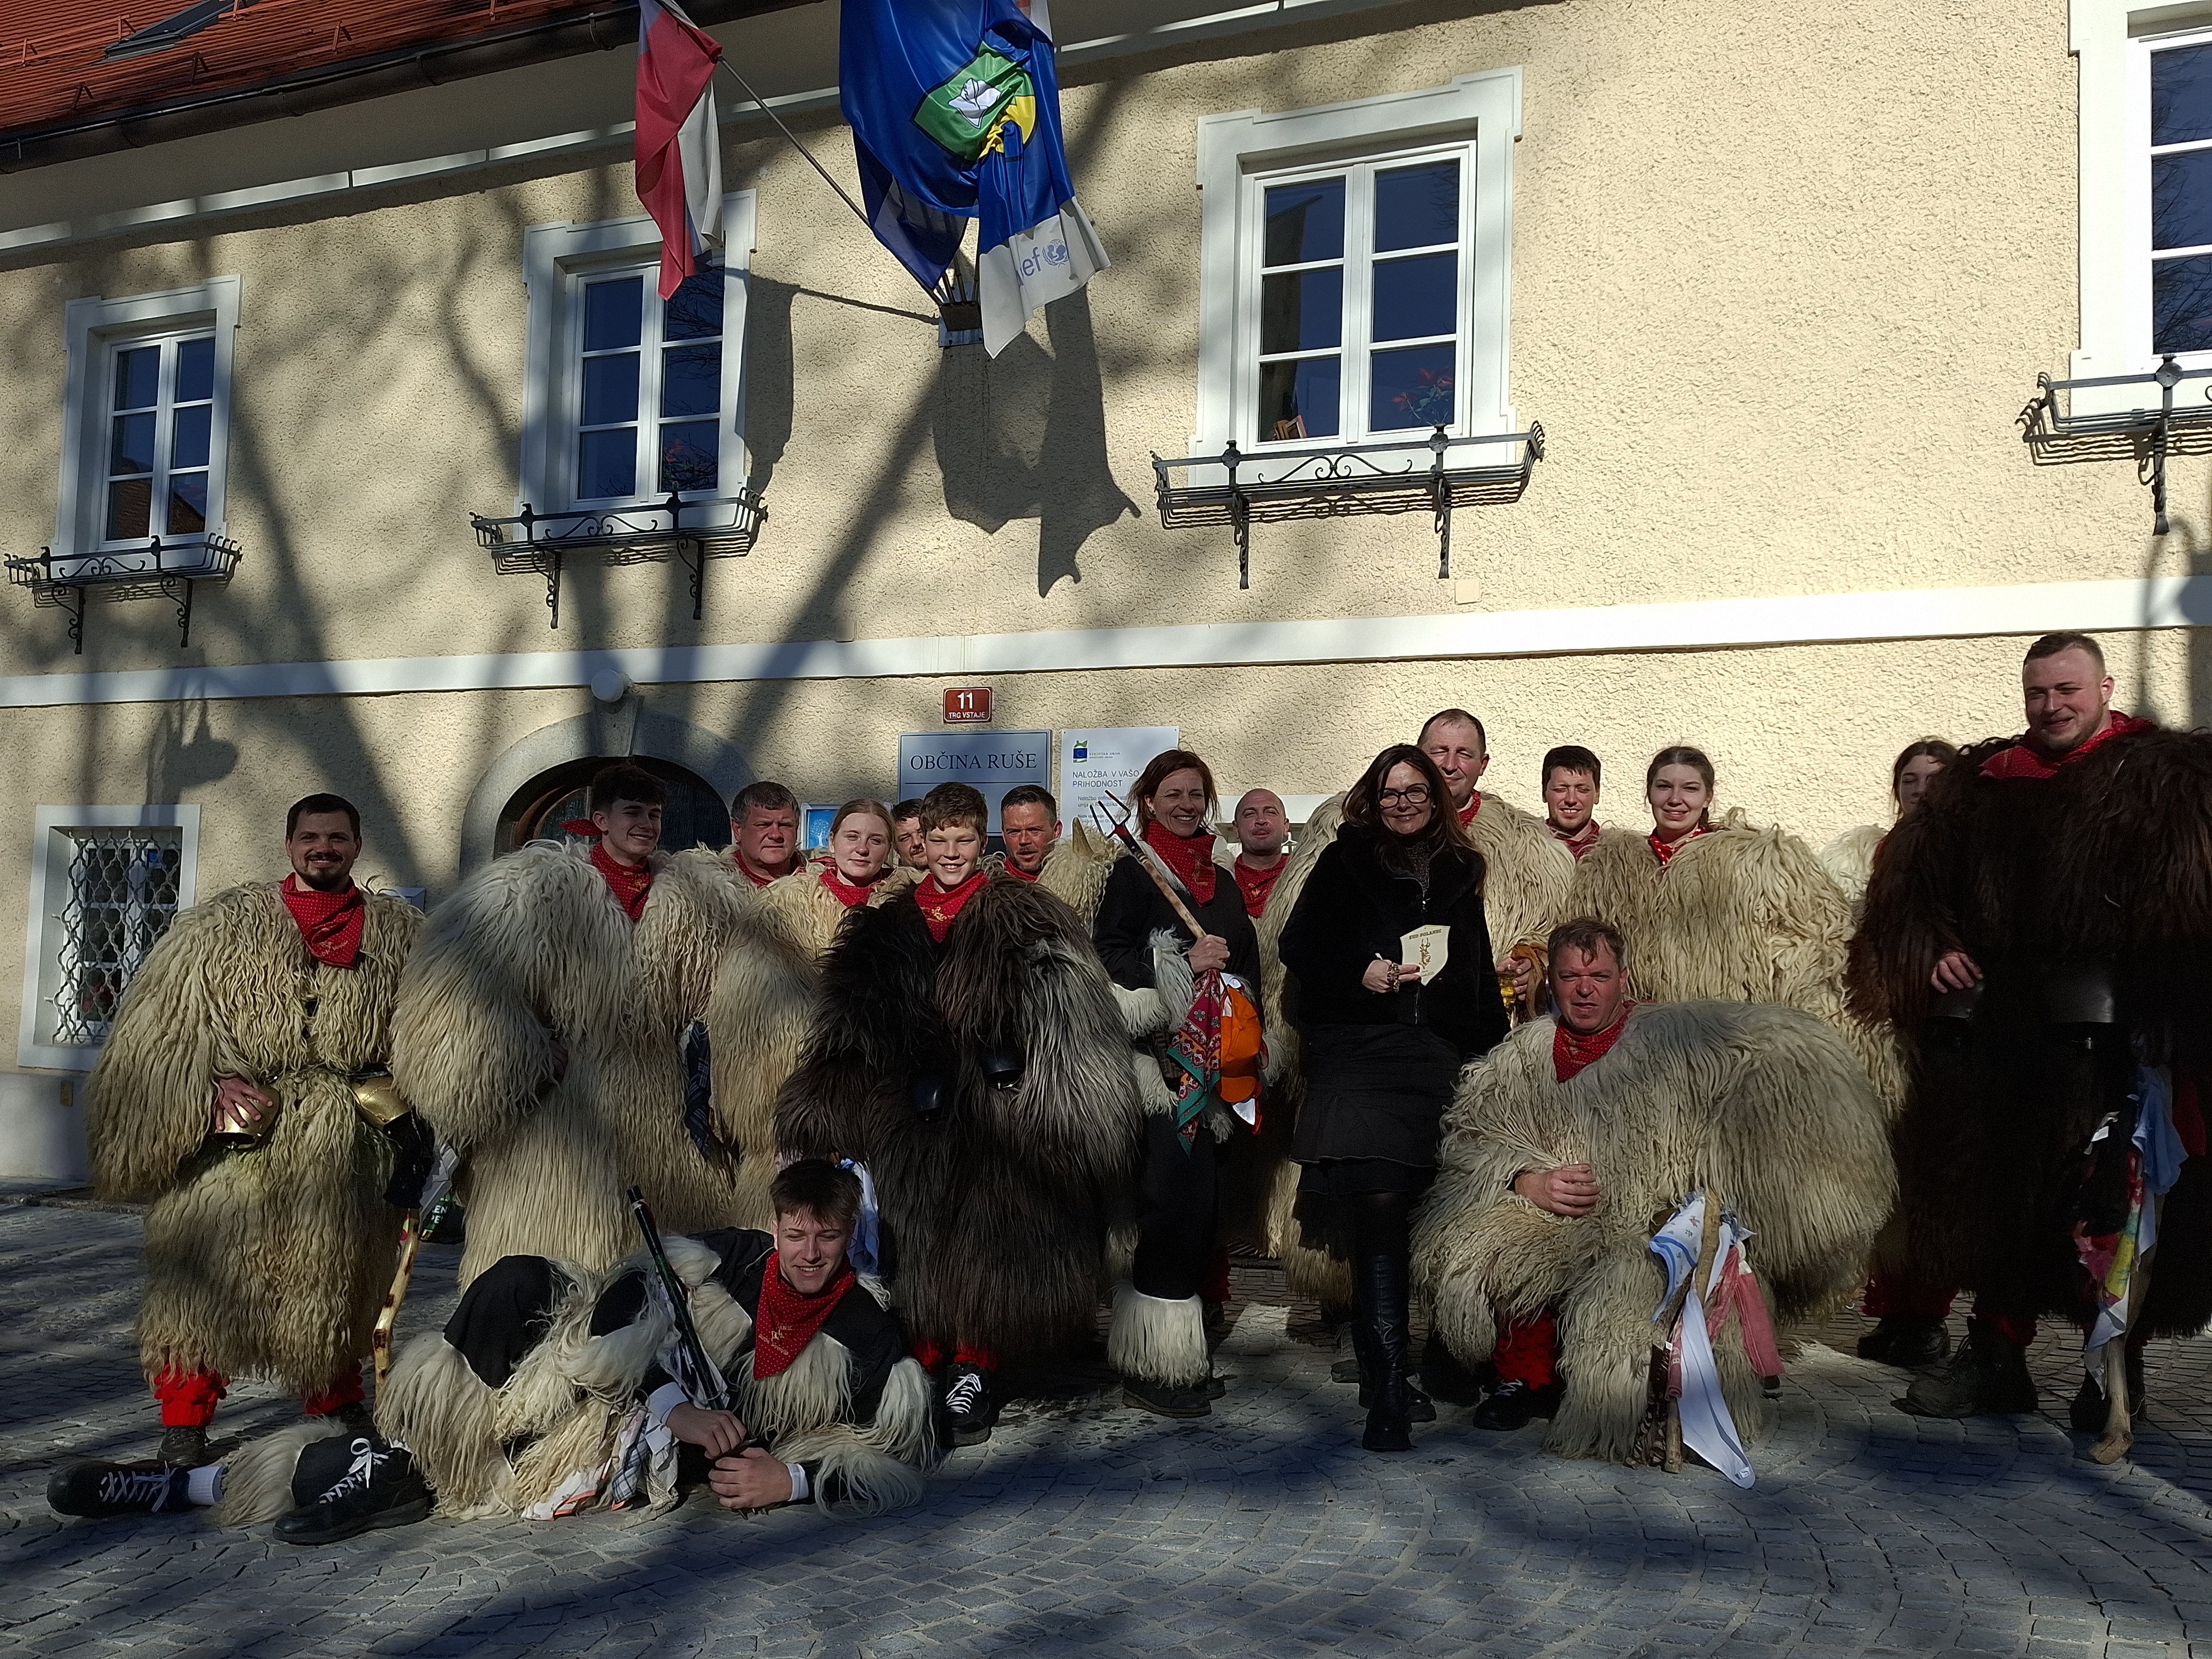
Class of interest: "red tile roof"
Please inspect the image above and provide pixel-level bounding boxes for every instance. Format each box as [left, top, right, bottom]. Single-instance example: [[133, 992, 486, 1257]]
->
[[0, 0, 796, 159], [3, 0, 621, 133]]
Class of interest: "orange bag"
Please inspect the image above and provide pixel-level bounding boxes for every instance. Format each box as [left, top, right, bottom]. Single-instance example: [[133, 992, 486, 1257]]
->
[[1217, 983, 1265, 1105]]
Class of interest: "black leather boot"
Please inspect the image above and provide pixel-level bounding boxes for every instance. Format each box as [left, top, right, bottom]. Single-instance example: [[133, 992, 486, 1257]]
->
[[1900, 1319, 2037, 1417], [1356, 1252, 1415, 1453], [1857, 1315, 1951, 1369], [1418, 1329, 1489, 1406]]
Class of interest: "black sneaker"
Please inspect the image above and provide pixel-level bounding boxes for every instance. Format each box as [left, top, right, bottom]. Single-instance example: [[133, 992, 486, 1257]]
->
[[1857, 1316, 1951, 1369], [1900, 1323, 2037, 1418], [48, 1462, 190, 1518], [157, 1425, 207, 1469], [1472, 1379, 1563, 1431], [942, 1364, 996, 1446], [271, 1436, 430, 1546], [1123, 1375, 1211, 1418]]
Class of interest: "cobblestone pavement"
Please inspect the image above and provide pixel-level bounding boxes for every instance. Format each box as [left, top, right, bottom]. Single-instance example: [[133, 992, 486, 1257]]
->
[[7, 1199, 2212, 1659]]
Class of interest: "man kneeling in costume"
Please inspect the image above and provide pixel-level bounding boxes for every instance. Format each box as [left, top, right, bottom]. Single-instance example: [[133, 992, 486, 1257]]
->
[[50, 1162, 933, 1534], [1414, 921, 1895, 1465]]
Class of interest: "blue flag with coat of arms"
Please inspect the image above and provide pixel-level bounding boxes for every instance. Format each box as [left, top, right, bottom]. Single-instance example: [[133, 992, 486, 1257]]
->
[[840, 0, 1108, 356]]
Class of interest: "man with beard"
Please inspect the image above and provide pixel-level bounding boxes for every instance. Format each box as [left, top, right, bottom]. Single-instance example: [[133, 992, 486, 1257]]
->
[[1849, 633, 2212, 1426], [70, 795, 426, 1470]]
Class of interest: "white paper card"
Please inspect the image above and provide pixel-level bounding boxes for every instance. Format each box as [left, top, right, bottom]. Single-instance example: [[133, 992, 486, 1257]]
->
[[1400, 924, 1450, 981]]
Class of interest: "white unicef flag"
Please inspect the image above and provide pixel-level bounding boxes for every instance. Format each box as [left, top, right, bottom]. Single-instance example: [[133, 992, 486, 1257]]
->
[[978, 198, 1109, 357]]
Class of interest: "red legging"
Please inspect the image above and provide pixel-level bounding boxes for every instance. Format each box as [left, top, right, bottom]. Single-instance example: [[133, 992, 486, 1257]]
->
[[909, 1342, 996, 1371], [151, 1362, 365, 1427], [1861, 1276, 2035, 1347], [1491, 1310, 1559, 1388]]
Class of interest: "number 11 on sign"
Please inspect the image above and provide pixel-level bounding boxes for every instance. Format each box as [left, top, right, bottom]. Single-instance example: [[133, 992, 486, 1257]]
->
[[943, 687, 993, 724]]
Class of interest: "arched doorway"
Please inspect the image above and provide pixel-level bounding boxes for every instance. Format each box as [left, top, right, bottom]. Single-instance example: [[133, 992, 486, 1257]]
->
[[456, 706, 756, 875], [496, 756, 731, 856]]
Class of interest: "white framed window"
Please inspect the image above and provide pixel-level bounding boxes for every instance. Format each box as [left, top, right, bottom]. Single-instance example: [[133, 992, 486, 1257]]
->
[[1194, 72, 1519, 472], [53, 280, 239, 565], [518, 196, 757, 516], [17, 806, 201, 1072]]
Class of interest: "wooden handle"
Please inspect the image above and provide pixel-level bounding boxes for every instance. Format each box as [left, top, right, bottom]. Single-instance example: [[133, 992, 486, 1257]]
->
[[371, 1212, 423, 1395]]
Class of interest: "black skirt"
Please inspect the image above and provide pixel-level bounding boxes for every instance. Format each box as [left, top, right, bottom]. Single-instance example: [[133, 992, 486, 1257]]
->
[[1290, 1023, 1464, 1178]]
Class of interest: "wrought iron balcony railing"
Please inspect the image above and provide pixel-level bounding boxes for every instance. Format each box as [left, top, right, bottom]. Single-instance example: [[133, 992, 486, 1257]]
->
[[1151, 423, 1544, 588], [2019, 356, 2212, 535], [471, 488, 766, 627], [4, 533, 241, 653]]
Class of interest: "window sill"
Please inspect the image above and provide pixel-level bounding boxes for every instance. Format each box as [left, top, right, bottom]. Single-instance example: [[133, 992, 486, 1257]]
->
[[5, 533, 241, 653], [470, 487, 767, 627], [1150, 423, 1542, 587], [2019, 357, 2212, 535]]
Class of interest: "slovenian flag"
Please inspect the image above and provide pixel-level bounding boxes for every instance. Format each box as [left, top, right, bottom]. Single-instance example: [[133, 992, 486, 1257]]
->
[[635, 0, 725, 300], [841, 0, 1107, 356]]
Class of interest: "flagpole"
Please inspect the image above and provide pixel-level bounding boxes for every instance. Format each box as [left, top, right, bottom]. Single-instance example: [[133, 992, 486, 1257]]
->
[[715, 60, 961, 310], [715, 59, 874, 230]]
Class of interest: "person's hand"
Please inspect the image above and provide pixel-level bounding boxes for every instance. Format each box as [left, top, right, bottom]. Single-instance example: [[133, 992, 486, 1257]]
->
[[211, 1076, 276, 1136], [1500, 953, 1539, 1005], [1360, 960, 1423, 994], [666, 1404, 747, 1458], [708, 1446, 798, 1510], [1930, 950, 1983, 994], [1187, 934, 1231, 974], [1514, 1163, 1600, 1217]]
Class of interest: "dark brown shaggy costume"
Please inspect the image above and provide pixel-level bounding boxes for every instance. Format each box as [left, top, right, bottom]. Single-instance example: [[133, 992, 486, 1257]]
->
[[1846, 722, 2212, 1336], [775, 876, 1145, 1362]]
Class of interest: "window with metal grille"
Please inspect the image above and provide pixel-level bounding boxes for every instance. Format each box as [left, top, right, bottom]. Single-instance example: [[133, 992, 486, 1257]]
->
[[49, 829, 182, 1047]]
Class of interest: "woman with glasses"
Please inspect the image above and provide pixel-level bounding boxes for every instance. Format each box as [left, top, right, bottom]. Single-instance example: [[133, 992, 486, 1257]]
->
[[1278, 743, 1510, 1453]]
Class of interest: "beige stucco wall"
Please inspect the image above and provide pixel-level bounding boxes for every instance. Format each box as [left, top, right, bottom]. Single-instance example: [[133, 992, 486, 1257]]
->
[[0, 0, 2197, 679], [2, 0, 2208, 1070]]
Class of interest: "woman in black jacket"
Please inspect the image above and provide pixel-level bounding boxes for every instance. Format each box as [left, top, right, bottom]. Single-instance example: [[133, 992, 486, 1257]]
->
[[1092, 748, 1262, 1419], [1279, 743, 1510, 1452]]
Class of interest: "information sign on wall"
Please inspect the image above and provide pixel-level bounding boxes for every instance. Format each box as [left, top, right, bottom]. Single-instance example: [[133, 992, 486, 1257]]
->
[[1058, 726, 1181, 836], [897, 730, 1052, 832]]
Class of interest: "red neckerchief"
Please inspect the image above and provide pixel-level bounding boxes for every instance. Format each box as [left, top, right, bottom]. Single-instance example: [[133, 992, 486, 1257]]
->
[[818, 866, 880, 909], [590, 841, 654, 921], [1233, 855, 1285, 917], [558, 818, 598, 837], [1980, 711, 2151, 781], [1000, 859, 1041, 883], [1141, 820, 1218, 905], [1648, 826, 1708, 869], [917, 870, 988, 943], [1550, 819, 1602, 860], [735, 851, 793, 889], [280, 876, 365, 968], [1554, 1001, 1639, 1083], [753, 1253, 857, 1379], [1456, 792, 1481, 829]]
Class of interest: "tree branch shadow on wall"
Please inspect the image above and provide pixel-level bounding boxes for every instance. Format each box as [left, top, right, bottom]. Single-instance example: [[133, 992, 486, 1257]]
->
[[929, 287, 1137, 596]]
